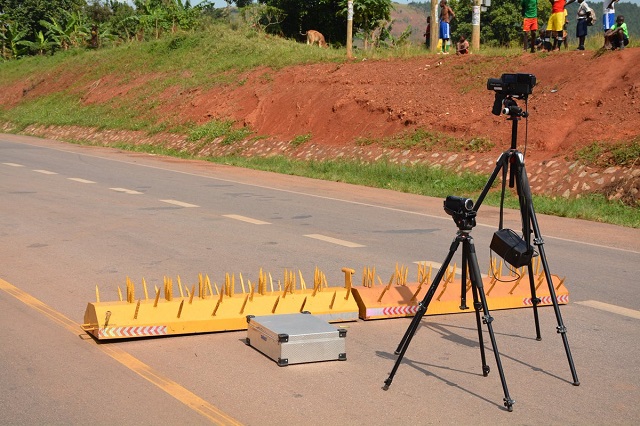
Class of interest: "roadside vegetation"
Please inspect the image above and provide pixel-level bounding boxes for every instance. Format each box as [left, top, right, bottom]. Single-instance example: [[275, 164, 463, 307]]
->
[[1, 2, 638, 228]]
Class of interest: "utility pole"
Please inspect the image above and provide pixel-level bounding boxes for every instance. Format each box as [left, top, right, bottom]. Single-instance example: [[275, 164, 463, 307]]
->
[[430, 0, 439, 53], [472, 0, 481, 51], [347, 0, 354, 59]]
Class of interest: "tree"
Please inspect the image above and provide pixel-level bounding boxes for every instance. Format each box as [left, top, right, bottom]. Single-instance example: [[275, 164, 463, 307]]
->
[[40, 10, 91, 51], [19, 29, 55, 55], [338, 0, 392, 49], [0, 20, 28, 59], [258, 0, 347, 44], [0, 0, 85, 45], [240, 3, 286, 33]]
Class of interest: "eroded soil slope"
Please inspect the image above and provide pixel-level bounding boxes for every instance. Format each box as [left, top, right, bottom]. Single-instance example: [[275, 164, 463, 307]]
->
[[2, 49, 639, 201]]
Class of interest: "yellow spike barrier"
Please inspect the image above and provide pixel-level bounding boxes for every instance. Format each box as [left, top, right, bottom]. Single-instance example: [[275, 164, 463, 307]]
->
[[82, 268, 359, 340], [351, 260, 569, 320]]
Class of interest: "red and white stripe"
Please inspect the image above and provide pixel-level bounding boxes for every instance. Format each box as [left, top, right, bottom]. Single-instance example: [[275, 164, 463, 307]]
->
[[99, 325, 168, 338], [366, 306, 418, 318], [522, 295, 569, 306]]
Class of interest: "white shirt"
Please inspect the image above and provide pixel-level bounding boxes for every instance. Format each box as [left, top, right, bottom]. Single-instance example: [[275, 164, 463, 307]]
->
[[603, 0, 616, 14]]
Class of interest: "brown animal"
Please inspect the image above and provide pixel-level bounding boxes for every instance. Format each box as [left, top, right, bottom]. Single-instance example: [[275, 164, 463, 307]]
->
[[302, 30, 328, 48]]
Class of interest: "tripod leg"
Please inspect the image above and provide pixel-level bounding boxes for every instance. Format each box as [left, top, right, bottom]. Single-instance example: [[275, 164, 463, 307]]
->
[[384, 236, 461, 390], [466, 236, 515, 411], [512, 156, 543, 340], [460, 247, 469, 310], [469, 269, 490, 377], [526, 260, 542, 340], [529, 208, 580, 386], [516, 159, 579, 386]]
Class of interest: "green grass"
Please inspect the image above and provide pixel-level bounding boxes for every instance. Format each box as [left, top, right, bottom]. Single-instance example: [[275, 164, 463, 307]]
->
[[2, 93, 152, 131], [91, 143, 639, 228], [575, 139, 640, 168], [358, 129, 496, 153], [291, 133, 312, 147]]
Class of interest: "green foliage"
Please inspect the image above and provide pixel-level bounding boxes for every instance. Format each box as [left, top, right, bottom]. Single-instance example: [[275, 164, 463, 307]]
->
[[1, 20, 29, 59], [39, 10, 91, 51], [0, 0, 85, 42], [18, 29, 55, 55], [239, 3, 286, 33], [376, 21, 412, 48], [1, 0, 209, 59], [338, 0, 392, 48], [257, 0, 392, 45]]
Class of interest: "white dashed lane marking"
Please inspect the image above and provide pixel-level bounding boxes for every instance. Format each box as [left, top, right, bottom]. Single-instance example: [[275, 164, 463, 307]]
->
[[67, 178, 96, 184], [576, 300, 640, 320], [159, 199, 199, 208], [110, 188, 143, 195], [223, 214, 270, 225], [33, 170, 58, 175], [304, 234, 365, 248], [2, 162, 24, 167]]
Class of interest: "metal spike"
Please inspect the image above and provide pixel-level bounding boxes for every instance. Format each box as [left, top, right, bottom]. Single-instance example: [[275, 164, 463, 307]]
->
[[299, 270, 307, 291], [133, 300, 140, 320], [177, 300, 184, 318], [329, 291, 337, 309], [154, 288, 160, 307], [240, 294, 249, 314], [142, 278, 149, 301], [177, 276, 185, 298], [189, 284, 196, 304]]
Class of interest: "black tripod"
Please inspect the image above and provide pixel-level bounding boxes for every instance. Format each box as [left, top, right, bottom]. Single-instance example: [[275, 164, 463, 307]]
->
[[383, 95, 579, 411], [383, 201, 515, 411], [471, 97, 580, 386]]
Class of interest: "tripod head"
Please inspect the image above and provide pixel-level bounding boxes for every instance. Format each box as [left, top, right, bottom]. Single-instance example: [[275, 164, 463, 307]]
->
[[444, 196, 476, 231]]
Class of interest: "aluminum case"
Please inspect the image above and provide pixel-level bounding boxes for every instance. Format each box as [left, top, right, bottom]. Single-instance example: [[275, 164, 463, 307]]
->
[[246, 312, 347, 366]]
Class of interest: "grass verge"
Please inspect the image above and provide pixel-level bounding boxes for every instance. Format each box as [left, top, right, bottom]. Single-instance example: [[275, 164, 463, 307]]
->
[[101, 142, 639, 228]]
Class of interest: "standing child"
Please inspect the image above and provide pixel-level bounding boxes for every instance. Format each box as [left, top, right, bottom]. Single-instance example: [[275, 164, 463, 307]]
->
[[424, 16, 431, 48], [547, 0, 567, 51], [567, 0, 591, 50], [521, 0, 539, 53], [438, 0, 455, 54]]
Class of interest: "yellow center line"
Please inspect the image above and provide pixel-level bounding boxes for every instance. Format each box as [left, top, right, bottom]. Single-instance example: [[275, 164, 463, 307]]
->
[[0, 278, 242, 426]]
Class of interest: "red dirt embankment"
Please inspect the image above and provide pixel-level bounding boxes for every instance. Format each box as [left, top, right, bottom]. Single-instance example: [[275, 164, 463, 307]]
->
[[2, 49, 638, 202]]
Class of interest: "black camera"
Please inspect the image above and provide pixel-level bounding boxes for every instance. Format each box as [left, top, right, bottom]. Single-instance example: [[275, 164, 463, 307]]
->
[[444, 196, 474, 216], [487, 73, 536, 97], [444, 196, 476, 230], [488, 73, 536, 116]]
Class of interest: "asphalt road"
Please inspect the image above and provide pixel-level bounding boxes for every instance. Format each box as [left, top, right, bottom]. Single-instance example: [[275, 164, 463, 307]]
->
[[1, 134, 639, 425]]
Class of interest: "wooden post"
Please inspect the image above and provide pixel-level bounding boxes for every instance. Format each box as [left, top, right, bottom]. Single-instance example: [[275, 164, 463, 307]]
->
[[430, 0, 439, 53]]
